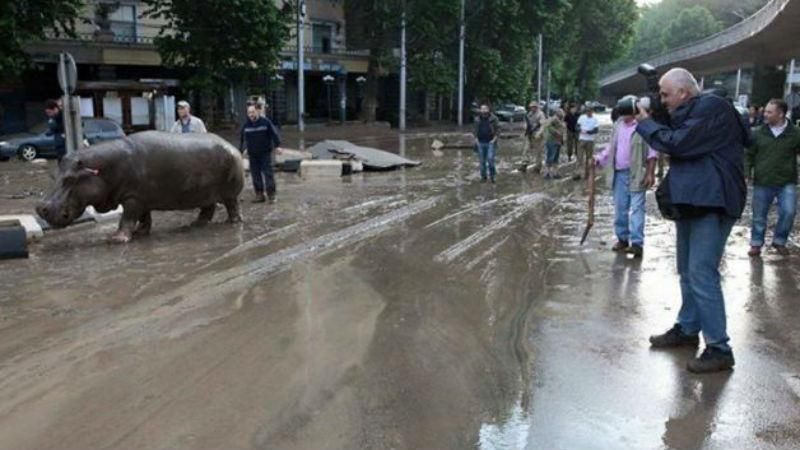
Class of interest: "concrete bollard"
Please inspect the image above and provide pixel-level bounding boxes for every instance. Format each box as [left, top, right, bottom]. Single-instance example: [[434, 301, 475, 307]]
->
[[0, 219, 29, 259], [0, 215, 44, 241], [299, 160, 344, 179]]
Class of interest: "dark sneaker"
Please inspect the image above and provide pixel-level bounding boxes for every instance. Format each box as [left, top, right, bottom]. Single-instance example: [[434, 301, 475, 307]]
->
[[687, 347, 735, 373], [748, 246, 761, 257], [649, 324, 699, 348], [267, 194, 276, 204], [251, 193, 267, 203], [612, 240, 629, 252], [490, 178, 496, 184], [480, 177, 488, 183], [773, 244, 790, 256], [626, 244, 643, 258]]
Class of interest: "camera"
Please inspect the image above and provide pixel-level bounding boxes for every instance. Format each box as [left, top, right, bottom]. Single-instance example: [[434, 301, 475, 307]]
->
[[611, 64, 671, 124]]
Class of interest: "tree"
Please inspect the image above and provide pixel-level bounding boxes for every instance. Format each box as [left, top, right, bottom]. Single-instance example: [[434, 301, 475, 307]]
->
[[464, 0, 571, 105], [553, 0, 638, 100], [142, 0, 292, 121], [661, 6, 722, 50], [406, 0, 460, 120], [345, 0, 400, 121], [0, 0, 84, 76]]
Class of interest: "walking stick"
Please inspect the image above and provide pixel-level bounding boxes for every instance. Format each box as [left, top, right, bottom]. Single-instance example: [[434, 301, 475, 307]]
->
[[580, 161, 595, 245]]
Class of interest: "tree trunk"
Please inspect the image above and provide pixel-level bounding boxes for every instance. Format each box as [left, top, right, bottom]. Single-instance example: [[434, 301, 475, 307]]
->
[[361, 56, 379, 122]]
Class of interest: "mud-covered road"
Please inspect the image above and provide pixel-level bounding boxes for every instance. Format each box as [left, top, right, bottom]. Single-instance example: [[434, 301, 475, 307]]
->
[[1, 125, 799, 449]]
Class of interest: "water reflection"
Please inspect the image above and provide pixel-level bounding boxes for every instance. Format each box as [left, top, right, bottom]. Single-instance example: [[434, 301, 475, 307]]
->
[[478, 399, 530, 450]]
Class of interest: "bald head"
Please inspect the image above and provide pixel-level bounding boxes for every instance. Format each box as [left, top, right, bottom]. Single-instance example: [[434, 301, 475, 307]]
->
[[659, 68, 700, 112]]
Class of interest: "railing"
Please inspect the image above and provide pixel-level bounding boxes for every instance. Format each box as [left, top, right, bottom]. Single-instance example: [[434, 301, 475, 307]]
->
[[600, 0, 792, 86], [281, 45, 370, 57], [43, 29, 156, 46]]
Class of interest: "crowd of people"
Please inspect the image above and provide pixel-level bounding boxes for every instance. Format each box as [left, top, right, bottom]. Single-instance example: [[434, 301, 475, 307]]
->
[[471, 68, 800, 374]]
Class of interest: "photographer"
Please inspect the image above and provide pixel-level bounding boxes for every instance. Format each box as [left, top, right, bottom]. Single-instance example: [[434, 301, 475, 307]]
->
[[635, 68, 748, 374]]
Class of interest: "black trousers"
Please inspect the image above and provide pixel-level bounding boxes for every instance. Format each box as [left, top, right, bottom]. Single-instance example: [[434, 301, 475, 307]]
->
[[249, 151, 275, 196]]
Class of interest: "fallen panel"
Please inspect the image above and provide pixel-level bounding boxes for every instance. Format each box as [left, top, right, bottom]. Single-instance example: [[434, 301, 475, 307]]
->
[[308, 140, 421, 171]]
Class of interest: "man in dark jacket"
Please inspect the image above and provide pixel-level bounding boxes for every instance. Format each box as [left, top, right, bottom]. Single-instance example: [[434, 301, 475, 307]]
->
[[745, 99, 800, 257], [635, 68, 748, 374], [45, 100, 65, 160], [473, 104, 500, 183], [240, 104, 282, 203], [564, 104, 579, 161]]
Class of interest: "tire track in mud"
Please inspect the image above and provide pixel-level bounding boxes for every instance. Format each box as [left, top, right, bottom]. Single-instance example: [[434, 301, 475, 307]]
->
[[0, 196, 442, 417], [434, 193, 551, 264]]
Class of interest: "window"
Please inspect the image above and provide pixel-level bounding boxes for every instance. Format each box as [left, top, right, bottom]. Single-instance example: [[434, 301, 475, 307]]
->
[[312, 24, 332, 53], [109, 4, 136, 43]]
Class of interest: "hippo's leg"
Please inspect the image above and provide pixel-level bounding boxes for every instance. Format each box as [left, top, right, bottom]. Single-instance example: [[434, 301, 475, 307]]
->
[[134, 211, 152, 235], [192, 204, 216, 226], [223, 198, 242, 223], [111, 204, 142, 243]]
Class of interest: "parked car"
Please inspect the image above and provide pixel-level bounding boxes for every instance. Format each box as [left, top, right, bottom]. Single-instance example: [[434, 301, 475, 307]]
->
[[585, 101, 608, 113], [495, 104, 526, 122], [0, 118, 125, 162]]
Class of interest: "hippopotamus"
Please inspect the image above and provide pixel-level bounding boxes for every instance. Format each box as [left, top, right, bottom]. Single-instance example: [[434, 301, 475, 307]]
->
[[37, 131, 244, 243]]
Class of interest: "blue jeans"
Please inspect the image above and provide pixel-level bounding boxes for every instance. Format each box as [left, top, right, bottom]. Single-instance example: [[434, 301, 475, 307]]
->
[[545, 141, 561, 166], [249, 150, 276, 195], [675, 213, 736, 352], [750, 184, 797, 247], [477, 142, 496, 180], [612, 170, 646, 246]]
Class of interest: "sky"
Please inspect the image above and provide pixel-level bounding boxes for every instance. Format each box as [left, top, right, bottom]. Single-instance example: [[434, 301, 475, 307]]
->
[[636, 0, 661, 5]]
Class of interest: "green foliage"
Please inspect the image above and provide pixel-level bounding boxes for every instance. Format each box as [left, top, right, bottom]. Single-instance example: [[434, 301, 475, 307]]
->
[[465, 0, 571, 104], [609, 0, 769, 72], [406, 0, 459, 95], [0, 0, 84, 76], [142, 0, 291, 94], [552, 0, 638, 100], [661, 6, 722, 50]]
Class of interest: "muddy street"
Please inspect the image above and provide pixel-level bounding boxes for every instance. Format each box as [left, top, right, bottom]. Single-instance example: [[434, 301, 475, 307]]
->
[[1, 127, 799, 449]]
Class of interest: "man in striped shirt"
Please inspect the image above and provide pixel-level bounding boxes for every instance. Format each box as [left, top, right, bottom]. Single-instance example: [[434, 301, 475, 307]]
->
[[240, 104, 282, 203]]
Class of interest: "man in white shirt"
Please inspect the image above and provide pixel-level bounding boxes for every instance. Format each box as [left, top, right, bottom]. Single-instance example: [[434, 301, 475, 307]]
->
[[577, 107, 600, 180], [170, 100, 208, 134]]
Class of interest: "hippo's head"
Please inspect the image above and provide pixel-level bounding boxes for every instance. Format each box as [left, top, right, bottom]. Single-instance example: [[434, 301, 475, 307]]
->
[[36, 155, 109, 228]]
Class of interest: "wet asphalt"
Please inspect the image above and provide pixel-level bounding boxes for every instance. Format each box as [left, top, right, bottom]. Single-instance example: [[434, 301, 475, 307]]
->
[[0, 123, 799, 449]]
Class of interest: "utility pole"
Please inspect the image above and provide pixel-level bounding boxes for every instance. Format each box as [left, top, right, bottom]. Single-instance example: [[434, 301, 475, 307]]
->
[[735, 67, 742, 100], [399, 0, 407, 131], [537, 33, 543, 103], [546, 66, 551, 115], [457, 0, 465, 127], [297, 0, 306, 132]]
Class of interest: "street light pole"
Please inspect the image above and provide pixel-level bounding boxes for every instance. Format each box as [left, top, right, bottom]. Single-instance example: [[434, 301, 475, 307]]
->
[[537, 33, 543, 104], [457, 0, 465, 127], [399, 0, 407, 131], [297, 0, 306, 132]]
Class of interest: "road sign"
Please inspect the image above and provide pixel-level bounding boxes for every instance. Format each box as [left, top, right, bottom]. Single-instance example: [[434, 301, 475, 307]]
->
[[58, 52, 78, 94]]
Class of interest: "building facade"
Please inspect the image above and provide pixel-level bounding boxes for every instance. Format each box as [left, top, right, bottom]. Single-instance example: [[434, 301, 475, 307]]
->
[[1, 0, 369, 135]]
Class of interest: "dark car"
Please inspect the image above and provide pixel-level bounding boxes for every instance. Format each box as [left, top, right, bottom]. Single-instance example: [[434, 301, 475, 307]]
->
[[495, 104, 526, 122], [0, 118, 125, 162], [585, 101, 608, 113]]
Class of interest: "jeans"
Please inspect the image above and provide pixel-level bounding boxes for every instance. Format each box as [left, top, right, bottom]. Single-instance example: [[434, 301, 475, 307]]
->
[[675, 213, 736, 352], [612, 170, 646, 246], [477, 142, 496, 180], [249, 150, 276, 196], [750, 184, 797, 247], [545, 141, 561, 166]]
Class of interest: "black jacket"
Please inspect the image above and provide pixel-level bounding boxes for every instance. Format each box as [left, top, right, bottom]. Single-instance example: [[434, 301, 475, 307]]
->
[[240, 117, 281, 155], [636, 94, 750, 218]]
